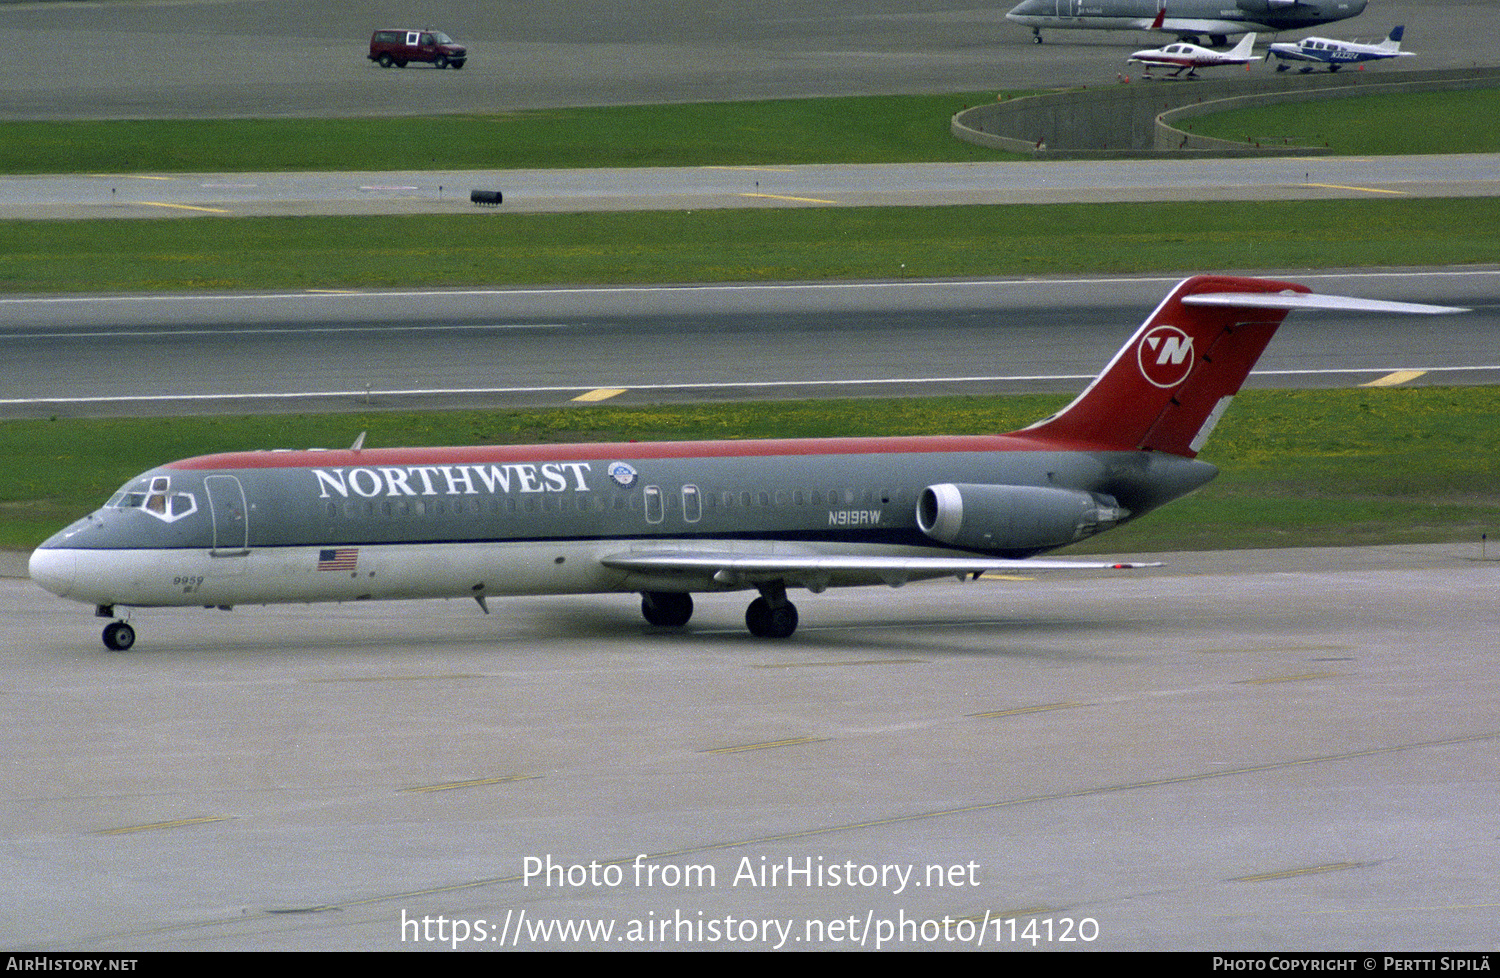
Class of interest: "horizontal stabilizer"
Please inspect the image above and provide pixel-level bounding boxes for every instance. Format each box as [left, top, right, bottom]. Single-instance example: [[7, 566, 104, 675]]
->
[[1184, 292, 1467, 315]]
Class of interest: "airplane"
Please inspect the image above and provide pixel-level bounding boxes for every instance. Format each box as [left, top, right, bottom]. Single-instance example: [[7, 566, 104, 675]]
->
[[1128, 31, 1259, 77], [1007, 0, 1367, 47], [1266, 25, 1413, 72], [28, 276, 1464, 651]]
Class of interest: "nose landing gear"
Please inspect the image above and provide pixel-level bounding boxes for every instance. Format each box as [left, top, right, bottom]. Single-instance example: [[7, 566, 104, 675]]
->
[[95, 605, 135, 651], [102, 620, 135, 651]]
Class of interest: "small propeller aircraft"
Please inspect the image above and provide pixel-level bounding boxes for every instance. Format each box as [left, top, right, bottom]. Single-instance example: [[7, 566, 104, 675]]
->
[[1128, 31, 1259, 77], [1267, 25, 1413, 72], [29, 276, 1464, 650]]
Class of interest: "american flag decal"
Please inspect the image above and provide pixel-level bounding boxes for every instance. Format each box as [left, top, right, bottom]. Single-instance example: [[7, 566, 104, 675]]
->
[[317, 548, 359, 571]]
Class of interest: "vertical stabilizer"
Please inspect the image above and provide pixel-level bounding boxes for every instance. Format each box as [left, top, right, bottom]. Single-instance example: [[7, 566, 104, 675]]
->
[[1014, 275, 1463, 457], [1015, 275, 1307, 458]]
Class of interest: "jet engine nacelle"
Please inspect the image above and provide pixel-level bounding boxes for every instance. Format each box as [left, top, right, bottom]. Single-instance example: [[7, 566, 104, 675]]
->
[[916, 483, 1127, 553]]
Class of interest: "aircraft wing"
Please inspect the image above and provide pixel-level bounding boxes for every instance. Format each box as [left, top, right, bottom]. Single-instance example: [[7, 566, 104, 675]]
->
[[1267, 43, 1316, 61], [1158, 18, 1272, 35], [600, 550, 1160, 591]]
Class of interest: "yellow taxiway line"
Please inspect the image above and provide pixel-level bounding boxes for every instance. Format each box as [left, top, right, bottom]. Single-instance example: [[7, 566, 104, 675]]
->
[[135, 201, 231, 214], [1303, 182, 1407, 195], [1362, 369, 1427, 387], [737, 192, 838, 205], [572, 388, 629, 402]]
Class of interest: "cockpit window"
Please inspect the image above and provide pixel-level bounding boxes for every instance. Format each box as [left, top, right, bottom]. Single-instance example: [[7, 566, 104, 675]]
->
[[107, 476, 199, 524]]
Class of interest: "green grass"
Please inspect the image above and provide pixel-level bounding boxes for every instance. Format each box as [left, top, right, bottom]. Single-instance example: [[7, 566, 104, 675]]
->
[[1178, 87, 1500, 154], [5, 87, 1498, 175], [0, 94, 1018, 174], [3, 197, 1497, 293], [7, 388, 1499, 552], [1070, 386, 1500, 552]]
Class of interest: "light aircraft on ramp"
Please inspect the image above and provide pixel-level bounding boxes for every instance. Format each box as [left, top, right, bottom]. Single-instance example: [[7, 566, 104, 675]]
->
[[1128, 31, 1259, 77], [1007, 0, 1367, 47], [29, 276, 1463, 650], [1267, 25, 1413, 71]]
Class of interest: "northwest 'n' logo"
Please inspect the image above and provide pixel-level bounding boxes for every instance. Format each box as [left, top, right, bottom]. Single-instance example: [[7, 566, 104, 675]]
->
[[1137, 325, 1194, 388]]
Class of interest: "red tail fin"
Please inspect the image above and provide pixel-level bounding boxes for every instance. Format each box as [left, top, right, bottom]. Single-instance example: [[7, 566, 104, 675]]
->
[[1016, 275, 1309, 458]]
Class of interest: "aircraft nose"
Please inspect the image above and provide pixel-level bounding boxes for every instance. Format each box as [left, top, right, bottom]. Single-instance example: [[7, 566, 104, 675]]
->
[[1006, 0, 1044, 20], [28, 546, 76, 597]]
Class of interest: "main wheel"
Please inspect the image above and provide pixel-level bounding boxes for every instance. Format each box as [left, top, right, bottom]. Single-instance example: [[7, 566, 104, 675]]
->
[[746, 597, 798, 639], [435, 55, 449, 69], [102, 621, 135, 652], [378, 53, 394, 68], [641, 591, 693, 628]]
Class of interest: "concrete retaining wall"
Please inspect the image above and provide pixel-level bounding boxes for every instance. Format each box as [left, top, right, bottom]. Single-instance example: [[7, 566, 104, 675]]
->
[[951, 67, 1500, 158]]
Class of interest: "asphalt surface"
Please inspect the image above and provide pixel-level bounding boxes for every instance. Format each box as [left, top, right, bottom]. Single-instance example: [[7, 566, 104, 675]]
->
[[5, 154, 1500, 220], [2, 271, 1495, 417], [4, 542, 1497, 950], [2, 0, 1496, 120]]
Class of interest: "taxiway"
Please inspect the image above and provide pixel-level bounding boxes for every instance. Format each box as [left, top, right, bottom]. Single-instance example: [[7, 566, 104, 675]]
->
[[2, 271, 1496, 417], [2, 543, 1496, 950]]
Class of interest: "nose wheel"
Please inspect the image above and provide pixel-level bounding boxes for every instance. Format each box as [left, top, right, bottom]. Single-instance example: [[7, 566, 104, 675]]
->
[[102, 620, 136, 651]]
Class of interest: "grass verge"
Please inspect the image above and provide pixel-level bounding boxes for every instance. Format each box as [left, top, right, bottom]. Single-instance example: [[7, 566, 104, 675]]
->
[[0, 94, 1017, 174], [3, 198, 1498, 292], [1177, 87, 1500, 154], [6, 387, 1498, 552], [4, 88, 1499, 174]]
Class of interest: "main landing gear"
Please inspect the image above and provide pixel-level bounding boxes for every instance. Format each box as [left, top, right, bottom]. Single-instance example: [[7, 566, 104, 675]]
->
[[97, 606, 135, 651], [639, 585, 801, 639], [745, 584, 798, 639], [641, 591, 693, 628]]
